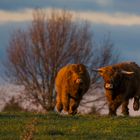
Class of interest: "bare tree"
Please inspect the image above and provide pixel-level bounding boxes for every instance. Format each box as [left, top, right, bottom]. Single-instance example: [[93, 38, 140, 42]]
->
[[4, 9, 119, 111], [90, 35, 119, 84]]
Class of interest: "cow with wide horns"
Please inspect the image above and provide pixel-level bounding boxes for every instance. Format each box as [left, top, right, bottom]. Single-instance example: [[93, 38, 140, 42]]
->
[[93, 61, 140, 116]]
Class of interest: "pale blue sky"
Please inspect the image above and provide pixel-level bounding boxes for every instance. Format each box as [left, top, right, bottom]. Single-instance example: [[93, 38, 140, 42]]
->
[[0, 0, 140, 64]]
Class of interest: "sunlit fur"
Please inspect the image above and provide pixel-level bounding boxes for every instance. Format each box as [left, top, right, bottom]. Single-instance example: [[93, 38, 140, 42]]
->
[[99, 62, 140, 116], [55, 64, 90, 115]]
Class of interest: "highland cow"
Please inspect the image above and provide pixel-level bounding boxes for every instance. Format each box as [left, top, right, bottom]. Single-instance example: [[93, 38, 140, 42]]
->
[[93, 62, 140, 116], [55, 64, 90, 115]]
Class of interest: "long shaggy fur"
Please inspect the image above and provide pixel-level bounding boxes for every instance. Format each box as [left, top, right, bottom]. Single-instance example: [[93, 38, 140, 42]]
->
[[55, 64, 90, 115], [98, 62, 140, 116]]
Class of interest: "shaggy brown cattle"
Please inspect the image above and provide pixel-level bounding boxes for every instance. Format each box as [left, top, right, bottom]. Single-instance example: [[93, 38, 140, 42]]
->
[[55, 64, 90, 115], [93, 62, 140, 116]]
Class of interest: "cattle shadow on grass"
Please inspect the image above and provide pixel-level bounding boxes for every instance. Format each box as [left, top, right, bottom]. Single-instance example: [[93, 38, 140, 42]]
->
[[48, 130, 64, 136]]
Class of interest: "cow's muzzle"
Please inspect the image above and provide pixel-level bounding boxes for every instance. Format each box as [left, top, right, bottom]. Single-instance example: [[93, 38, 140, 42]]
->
[[104, 83, 113, 90], [75, 78, 83, 84]]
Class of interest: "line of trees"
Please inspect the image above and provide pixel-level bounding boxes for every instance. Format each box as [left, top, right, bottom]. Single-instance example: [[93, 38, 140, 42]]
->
[[3, 9, 119, 111]]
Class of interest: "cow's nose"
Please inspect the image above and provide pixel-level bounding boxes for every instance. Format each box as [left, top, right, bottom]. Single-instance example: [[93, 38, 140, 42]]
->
[[76, 78, 83, 84]]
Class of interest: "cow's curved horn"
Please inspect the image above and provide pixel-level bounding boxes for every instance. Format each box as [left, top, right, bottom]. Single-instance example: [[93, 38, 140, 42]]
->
[[121, 70, 134, 75]]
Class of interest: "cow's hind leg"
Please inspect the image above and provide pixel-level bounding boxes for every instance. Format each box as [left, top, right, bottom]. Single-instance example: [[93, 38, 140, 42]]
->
[[121, 100, 129, 116], [133, 96, 140, 111]]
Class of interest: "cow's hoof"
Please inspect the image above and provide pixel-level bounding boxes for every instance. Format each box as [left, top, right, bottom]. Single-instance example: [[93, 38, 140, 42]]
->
[[108, 112, 117, 116], [54, 106, 61, 114], [122, 111, 129, 116], [61, 110, 69, 115], [68, 110, 77, 115]]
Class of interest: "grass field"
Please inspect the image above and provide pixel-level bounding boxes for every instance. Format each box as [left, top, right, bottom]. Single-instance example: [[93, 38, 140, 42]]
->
[[0, 112, 140, 140]]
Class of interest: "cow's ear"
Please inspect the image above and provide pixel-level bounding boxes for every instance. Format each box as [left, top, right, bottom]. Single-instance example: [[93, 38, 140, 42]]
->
[[92, 68, 105, 76], [97, 68, 105, 76]]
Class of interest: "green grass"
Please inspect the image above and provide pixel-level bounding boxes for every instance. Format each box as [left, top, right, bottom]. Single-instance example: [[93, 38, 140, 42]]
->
[[0, 112, 140, 140]]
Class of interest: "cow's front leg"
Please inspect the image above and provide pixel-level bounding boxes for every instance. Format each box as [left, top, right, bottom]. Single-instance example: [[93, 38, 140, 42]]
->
[[108, 105, 117, 116], [69, 98, 79, 115], [108, 101, 122, 116], [55, 93, 63, 113], [107, 94, 122, 116], [61, 92, 69, 115], [121, 100, 129, 115]]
